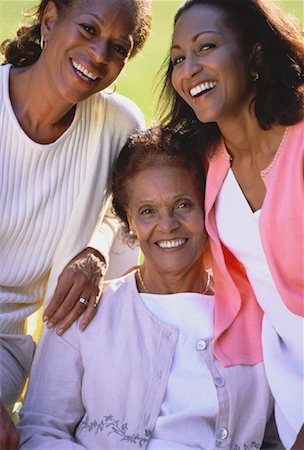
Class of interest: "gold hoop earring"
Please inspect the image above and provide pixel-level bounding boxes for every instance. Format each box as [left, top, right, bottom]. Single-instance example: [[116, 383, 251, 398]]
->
[[40, 36, 48, 51], [104, 83, 116, 95]]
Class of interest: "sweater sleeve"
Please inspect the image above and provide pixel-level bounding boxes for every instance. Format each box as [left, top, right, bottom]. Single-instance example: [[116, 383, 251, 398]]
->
[[87, 197, 119, 267], [18, 328, 86, 449], [86, 93, 145, 267]]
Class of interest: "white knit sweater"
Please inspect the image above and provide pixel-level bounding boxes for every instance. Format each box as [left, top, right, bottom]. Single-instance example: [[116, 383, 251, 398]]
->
[[0, 63, 145, 337]]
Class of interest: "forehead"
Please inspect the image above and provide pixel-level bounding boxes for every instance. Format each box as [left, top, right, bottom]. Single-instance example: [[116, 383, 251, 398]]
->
[[173, 5, 234, 44], [130, 166, 201, 198], [70, 0, 135, 28]]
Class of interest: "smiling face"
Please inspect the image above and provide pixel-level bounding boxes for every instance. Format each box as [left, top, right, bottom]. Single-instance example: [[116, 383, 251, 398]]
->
[[170, 5, 254, 126], [40, 0, 135, 104], [127, 165, 207, 277]]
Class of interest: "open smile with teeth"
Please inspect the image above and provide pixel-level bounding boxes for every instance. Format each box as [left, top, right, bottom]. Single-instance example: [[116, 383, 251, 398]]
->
[[72, 60, 98, 81], [157, 238, 187, 249], [190, 81, 217, 97]]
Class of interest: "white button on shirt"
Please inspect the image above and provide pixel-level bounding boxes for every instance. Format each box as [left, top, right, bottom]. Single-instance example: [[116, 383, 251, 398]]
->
[[214, 376, 225, 387], [216, 427, 228, 440], [196, 339, 207, 351]]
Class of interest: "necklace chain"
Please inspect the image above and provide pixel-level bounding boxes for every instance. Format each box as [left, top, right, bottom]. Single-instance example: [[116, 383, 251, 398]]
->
[[136, 268, 211, 294], [261, 127, 289, 178]]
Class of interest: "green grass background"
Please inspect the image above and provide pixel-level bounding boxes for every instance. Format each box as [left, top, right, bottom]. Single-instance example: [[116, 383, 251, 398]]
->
[[0, 0, 303, 124]]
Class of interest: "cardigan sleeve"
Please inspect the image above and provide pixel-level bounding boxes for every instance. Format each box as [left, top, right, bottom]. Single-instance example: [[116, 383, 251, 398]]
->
[[18, 328, 86, 449]]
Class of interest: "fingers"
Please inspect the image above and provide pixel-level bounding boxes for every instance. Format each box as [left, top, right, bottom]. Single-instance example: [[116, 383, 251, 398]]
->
[[54, 294, 95, 336], [43, 269, 74, 324], [43, 250, 105, 334], [48, 284, 97, 333], [79, 295, 100, 332], [43, 268, 99, 329]]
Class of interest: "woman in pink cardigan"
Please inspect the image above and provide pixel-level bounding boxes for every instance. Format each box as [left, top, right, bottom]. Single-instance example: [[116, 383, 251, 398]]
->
[[158, 0, 303, 448]]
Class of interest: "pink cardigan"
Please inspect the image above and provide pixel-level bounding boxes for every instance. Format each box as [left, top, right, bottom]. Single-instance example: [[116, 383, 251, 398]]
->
[[205, 120, 304, 367]]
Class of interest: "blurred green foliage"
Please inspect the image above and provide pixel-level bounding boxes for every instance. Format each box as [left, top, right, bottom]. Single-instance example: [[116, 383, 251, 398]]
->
[[0, 0, 303, 124]]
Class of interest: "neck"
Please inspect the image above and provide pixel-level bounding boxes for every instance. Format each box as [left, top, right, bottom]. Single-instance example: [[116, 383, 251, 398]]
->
[[9, 64, 76, 143], [218, 113, 286, 159], [136, 262, 211, 295]]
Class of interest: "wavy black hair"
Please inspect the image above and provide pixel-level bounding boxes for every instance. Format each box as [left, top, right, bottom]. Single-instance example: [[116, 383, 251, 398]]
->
[[157, 0, 304, 156]]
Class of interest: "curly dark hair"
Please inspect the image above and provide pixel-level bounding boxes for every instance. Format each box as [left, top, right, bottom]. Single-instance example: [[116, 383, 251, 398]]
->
[[1, 0, 152, 67], [112, 126, 206, 246], [157, 0, 304, 156]]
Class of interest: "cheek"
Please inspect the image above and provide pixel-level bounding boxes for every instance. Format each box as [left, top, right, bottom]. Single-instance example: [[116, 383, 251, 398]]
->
[[171, 70, 182, 95], [107, 61, 125, 82]]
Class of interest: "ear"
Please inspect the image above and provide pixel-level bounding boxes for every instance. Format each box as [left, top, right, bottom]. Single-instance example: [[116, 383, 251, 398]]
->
[[126, 210, 136, 234], [40, 1, 59, 41], [250, 42, 263, 71]]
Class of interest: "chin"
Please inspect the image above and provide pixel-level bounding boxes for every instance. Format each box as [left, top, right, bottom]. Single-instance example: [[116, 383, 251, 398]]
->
[[194, 112, 218, 124]]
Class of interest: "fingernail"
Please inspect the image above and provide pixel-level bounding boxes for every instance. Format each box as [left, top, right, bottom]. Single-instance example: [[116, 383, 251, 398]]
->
[[43, 315, 49, 322], [57, 329, 63, 336], [47, 322, 54, 329], [79, 324, 85, 332]]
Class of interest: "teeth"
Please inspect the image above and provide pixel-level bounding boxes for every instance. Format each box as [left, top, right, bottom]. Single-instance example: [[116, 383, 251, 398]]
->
[[157, 239, 186, 249], [72, 60, 97, 80], [190, 81, 216, 97]]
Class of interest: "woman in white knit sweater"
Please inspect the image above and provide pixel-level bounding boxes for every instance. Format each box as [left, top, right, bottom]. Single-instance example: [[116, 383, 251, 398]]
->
[[0, 0, 151, 448]]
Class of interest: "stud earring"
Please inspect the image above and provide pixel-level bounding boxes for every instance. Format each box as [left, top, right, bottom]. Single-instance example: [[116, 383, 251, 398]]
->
[[251, 72, 259, 82]]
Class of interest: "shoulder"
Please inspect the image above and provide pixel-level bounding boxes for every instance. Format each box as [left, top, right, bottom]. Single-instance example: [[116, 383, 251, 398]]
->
[[96, 91, 145, 131], [102, 271, 137, 303], [289, 119, 304, 150], [0, 64, 10, 100], [0, 63, 10, 74]]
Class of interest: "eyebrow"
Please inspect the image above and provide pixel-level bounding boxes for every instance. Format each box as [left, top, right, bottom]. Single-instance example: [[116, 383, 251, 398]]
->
[[88, 13, 105, 26], [84, 13, 133, 45], [171, 30, 222, 51]]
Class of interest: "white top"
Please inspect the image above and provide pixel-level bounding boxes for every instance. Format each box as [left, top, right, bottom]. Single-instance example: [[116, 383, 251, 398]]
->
[[140, 291, 217, 449], [215, 168, 304, 448]]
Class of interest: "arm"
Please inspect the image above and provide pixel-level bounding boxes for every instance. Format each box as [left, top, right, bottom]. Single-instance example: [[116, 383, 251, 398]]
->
[[43, 200, 118, 335], [18, 328, 86, 450], [0, 400, 19, 450], [261, 412, 284, 450]]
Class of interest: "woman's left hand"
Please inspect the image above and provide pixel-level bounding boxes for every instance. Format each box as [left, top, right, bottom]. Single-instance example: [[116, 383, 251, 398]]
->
[[43, 248, 106, 335]]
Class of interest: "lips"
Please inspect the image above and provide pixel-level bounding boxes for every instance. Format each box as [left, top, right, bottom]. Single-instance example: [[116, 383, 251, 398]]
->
[[71, 59, 98, 81], [190, 81, 217, 97]]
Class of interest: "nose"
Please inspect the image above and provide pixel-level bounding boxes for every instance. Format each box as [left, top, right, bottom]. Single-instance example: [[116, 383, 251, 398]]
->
[[182, 54, 202, 78], [88, 38, 110, 64], [158, 210, 179, 232]]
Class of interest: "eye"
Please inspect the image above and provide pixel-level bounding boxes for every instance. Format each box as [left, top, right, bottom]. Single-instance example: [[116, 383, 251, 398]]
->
[[113, 43, 128, 58], [176, 200, 192, 210], [79, 23, 96, 36], [198, 42, 216, 52], [171, 55, 184, 66], [139, 207, 153, 216]]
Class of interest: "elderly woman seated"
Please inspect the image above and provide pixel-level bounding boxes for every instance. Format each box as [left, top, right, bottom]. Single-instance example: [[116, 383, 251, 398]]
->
[[18, 127, 282, 449]]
